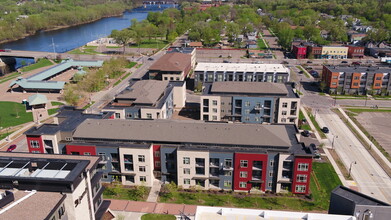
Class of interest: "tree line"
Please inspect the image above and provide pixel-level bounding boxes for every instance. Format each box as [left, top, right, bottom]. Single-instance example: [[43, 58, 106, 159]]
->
[[0, 0, 134, 43]]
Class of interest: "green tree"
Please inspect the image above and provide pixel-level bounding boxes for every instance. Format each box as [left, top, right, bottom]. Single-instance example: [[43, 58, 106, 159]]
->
[[110, 29, 135, 54]]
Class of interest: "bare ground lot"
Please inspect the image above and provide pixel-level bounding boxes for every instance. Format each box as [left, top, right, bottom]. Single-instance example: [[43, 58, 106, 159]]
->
[[355, 112, 391, 156]]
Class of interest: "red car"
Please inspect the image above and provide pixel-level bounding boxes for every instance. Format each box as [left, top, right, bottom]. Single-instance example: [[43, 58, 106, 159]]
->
[[352, 61, 361, 66], [6, 144, 17, 152]]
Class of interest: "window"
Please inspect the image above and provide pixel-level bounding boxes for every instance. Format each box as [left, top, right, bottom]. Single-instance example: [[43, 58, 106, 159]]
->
[[269, 171, 273, 177], [270, 160, 274, 166], [183, 157, 190, 164], [58, 205, 65, 217], [298, 163, 309, 171], [221, 109, 225, 113], [154, 151, 160, 157], [282, 111, 287, 115], [84, 152, 91, 156], [184, 178, 190, 184], [183, 168, 190, 174], [332, 82, 337, 85], [375, 83, 380, 86], [244, 109, 250, 114], [255, 102, 261, 108], [332, 76, 338, 79], [268, 181, 272, 187], [295, 185, 306, 193], [140, 176, 146, 182], [297, 174, 307, 182], [240, 171, 247, 178], [282, 102, 288, 108], [221, 101, 225, 105], [155, 161, 160, 167], [255, 117, 260, 122], [239, 182, 247, 188], [224, 159, 232, 168], [224, 170, 232, 176], [139, 166, 146, 172], [353, 83, 358, 86], [213, 108, 217, 113], [115, 113, 120, 119], [245, 101, 250, 107], [98, 152, 107, 161], [376, 77, 382, 80], [240, 160, 248, 168], [224, 180, 232, 187], [281, 118, 286, 122], [212, 116, 217, 120], [354, 76, 359, 80], [212, 100, 218, 105], [30, 140, 40, 148], [138, 155, 145, 162], [32, 151, 40, 153], [244, 116, 250, 121], [126, 113, 132, 118]]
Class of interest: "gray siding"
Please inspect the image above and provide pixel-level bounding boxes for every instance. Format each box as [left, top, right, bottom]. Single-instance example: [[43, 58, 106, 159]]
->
[[160, 146, 177, 183], [209, 152, 234, 190]]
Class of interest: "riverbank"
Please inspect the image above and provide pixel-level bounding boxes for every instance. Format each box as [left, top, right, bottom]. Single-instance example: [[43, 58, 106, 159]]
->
[[0, 11, 130, 45]]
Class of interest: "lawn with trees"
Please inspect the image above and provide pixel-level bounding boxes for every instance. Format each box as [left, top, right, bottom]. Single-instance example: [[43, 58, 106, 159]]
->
[[0, 101, 33, 128], [141, 214, 176, 220]]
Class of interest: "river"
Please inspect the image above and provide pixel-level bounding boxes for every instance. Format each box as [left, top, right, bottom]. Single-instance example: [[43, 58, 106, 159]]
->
[[0, 4, 175, 53]]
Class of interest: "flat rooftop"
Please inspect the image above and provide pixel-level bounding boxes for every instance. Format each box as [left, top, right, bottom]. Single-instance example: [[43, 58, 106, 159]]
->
[[73, 119, 297, 148], [0, 190, 66, 220], [332, 185, 390, 206], [115, 80, 170, 105], [204, 82, 289, 95], [25, 107, 112, 135], [324, 65, 391, 74], [195, 206, 355, 220], [194, 63, 290, 73]]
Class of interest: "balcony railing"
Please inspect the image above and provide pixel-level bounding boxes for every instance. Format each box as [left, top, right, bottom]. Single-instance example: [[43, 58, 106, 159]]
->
[[223, 166, 233, 170], [209, 162, 219, 168]]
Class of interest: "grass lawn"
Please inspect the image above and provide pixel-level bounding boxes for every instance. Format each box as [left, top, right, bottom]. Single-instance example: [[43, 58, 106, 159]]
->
[[296, 66, 310, 78], [257, 39, 268, 50], [82, 101, 95, 110], [69, 46, 100, 55], [0, 101, 33, 128], [308, 112, 327, 139], [21, 59, 53, 72], [346, 108, 391, 113], [299, 110, 312, 130], [0, 132, 13, 141], [129, 39, 168, 49], [127, 62, 137, 69], [50, 101, 64, 106], [48, 108, 59, 115], [310, 162, 342, 209], [0, 72, 21, 84], [141, 214, 176, 220], [103, 184, 149, 201]]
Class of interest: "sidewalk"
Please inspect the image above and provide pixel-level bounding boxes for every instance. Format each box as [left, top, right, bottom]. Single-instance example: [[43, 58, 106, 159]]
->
[[146, 179, 162, 202]]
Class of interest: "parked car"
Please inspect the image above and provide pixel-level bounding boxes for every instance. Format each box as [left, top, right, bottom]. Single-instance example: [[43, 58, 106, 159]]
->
[[298, 70, 303, 74], [223, 60, 231, 63], [373, 55, 379, 58], [7, 144, 17, 152], [147, 57, 154, 61], [310, 143, 317, 151], [341, 61, 348, 63], [322, 127, 329, 133], [301, 130, 310, 137], [352, 61, 361, 65], [307, 60, 313, 63], [281, 61, 289, 64]]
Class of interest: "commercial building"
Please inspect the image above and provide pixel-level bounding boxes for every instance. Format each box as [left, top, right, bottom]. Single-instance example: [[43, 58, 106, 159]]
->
[[321, 46, 348, 59], [329, 185, 390, 220], [25, 114, 313, 194], [102, 80, 186, 120], [166, 47, 196, 68], [194, 63, 290, 87], [148, 53, 192, 81], [346, 45, 365, 58], [0, 152, 107, 220], [292, 45, 307, 59], [306, 44, 323, 59], [322, 65, 391, 95], [200, 82, 299, 124]]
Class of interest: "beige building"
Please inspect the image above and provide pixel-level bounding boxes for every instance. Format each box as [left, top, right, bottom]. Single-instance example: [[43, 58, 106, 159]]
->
[[321, 46, 348, 59]]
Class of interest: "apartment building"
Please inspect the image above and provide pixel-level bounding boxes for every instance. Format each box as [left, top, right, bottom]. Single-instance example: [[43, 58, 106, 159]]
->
[[24, 106, 113, 154], [0, 152, 107, 220], [194, 63, 290, 87], [200, 82, 300, 125], [321, 46, 348, 59], [25, 115, 313, 194], [292, 45, 307, 59], [166, 47, 196, 68], [346, 45, 365, 58], [148, 53, 192, 81], [102, 80, 186, 120], [322, 65, 391, 95]]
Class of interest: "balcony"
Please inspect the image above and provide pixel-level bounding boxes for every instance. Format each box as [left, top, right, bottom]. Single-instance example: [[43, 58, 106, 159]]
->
[[252, 175, 262, 181], [209, 162, 219, 168], [223, 166, 233, 170], [209, 172, 220, 178], [252, 162, 263, 170]]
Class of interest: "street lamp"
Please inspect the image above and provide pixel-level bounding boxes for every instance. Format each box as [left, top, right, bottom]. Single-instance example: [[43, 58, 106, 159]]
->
[[332, 135, 338, 149], [348, 161, 357, 178]]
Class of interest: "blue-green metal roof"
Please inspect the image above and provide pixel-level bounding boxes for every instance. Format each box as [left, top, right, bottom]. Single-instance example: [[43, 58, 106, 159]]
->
[[28, 59, 103, 81], [27, 94, 48, 105], [10, 78, 65, 90]]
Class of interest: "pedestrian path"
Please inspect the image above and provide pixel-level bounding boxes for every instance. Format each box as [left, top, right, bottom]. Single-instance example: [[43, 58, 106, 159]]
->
[[146, 179, 162, 202]]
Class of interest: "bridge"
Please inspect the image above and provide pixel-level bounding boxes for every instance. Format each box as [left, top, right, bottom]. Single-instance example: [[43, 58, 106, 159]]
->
[[0, 50, 57, 61], [142, 1, 177, 4]]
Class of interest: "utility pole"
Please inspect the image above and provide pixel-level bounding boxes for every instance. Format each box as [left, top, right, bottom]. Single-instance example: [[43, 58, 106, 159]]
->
[[348, 161, 357, 178]]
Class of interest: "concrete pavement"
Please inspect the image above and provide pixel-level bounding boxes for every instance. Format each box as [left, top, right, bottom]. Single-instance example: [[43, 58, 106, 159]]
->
[[146, 179, 162, 203]]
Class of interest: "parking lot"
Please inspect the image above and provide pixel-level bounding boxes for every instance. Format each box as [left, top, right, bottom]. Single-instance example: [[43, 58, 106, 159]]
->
[[355, 112, 391, 156]]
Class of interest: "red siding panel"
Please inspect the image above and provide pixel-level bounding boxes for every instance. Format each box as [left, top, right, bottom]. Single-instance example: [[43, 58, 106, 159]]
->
[[153, 145, 161, 170], [233, 153, 268, 191], [292, 156, 312, 194], [26, 136, 44, 153], [66, 145, 96, 156]]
